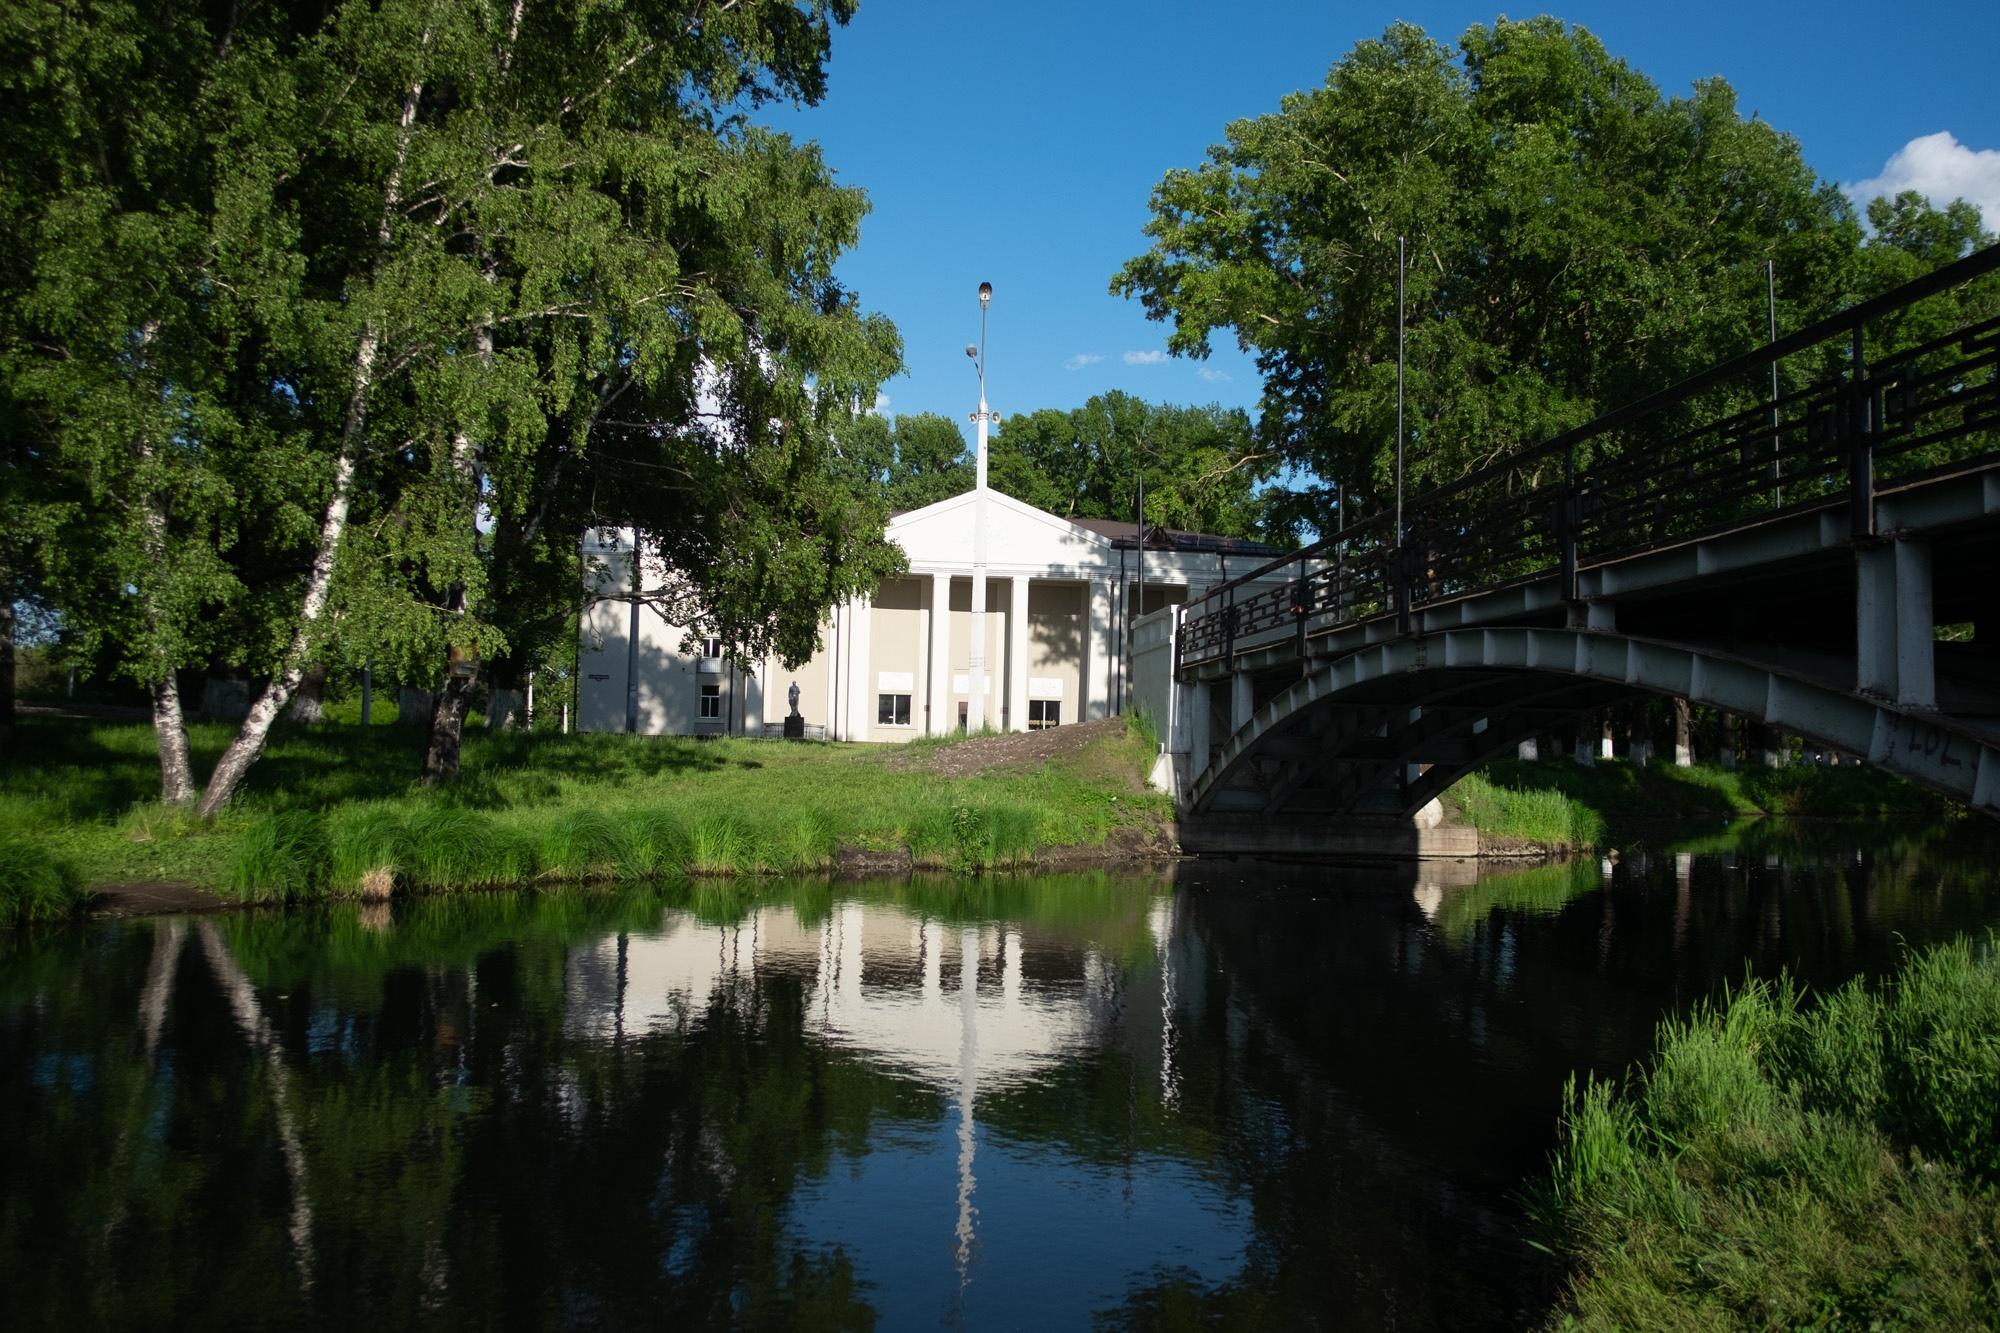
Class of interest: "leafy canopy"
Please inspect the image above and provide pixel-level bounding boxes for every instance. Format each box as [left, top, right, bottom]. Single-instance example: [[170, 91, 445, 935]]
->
[[1111, 18, 1984, 535]]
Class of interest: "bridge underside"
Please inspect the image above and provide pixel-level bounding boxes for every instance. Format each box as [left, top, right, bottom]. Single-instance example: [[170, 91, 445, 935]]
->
[[1185, 627, 2000, 824]]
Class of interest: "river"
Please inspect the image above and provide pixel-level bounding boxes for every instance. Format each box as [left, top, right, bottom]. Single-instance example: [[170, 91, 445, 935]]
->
[[4, 822, 1997, 1329]]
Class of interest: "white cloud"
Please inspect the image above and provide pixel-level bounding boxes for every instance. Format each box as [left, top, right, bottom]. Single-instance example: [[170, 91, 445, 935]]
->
[[1063, 353, 1103, 371], [1847, 131, 2000, 229], [1197, 367, 1231, 383], [1122, 349, 1169, 365], [871, 391, 891, 414]]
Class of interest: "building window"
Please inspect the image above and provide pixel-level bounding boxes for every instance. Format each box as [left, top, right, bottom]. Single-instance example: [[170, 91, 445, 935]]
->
[[701, 636, 722, 659], [699, 684, 721, 719], [1029, 699, 1061, 730], [878, 693, 911, 726]]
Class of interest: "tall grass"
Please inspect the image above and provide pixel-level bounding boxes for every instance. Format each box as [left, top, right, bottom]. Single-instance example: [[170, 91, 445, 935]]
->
[[1450, 772, 1605, 850], [1538, 934, 2000, 1329], [0, 831, 85, 923], [226, 810, 330, 902]]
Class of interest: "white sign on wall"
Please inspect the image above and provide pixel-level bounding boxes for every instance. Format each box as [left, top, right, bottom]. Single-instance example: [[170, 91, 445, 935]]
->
[[878, 671, 914, 692], [950, 674, 994, 696], [1028, 677, 1066, 699]]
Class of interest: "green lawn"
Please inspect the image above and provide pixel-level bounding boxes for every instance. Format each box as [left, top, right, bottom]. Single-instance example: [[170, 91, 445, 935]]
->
[[0, 717, 1171, 907]]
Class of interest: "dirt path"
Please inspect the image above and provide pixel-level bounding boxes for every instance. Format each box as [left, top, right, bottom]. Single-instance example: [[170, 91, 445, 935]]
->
[[88, 882, 231, 917], [887, 719, 1132, 780]]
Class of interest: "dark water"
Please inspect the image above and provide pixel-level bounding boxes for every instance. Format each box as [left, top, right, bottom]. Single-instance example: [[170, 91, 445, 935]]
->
[[5, 824, 1999, 1330]]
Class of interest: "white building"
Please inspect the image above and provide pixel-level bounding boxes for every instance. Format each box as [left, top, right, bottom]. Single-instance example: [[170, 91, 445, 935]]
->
[[576, 487, 1288, 740]]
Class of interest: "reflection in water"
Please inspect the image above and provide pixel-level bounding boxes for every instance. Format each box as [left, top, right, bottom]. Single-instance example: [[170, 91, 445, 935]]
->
[[2, 831, 1998, 1329]]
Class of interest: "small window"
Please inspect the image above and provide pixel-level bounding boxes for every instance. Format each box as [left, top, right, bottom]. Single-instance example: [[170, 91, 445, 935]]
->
[[699, 684, 721, 719], [877, 693, 911, 726], [957, 701, 968, 733], [1029, 699, 1061, 731], [701, 635, 723, 659]]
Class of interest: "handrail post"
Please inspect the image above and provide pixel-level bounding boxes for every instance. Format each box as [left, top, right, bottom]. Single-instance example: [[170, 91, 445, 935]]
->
[[1224, 585, 1237, 664], [1293, 551, 1309, 659], [1846, 326, 1875, 540]]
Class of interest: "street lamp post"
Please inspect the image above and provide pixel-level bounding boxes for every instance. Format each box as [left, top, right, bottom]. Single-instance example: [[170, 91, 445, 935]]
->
[[967, 282, 996, 731]]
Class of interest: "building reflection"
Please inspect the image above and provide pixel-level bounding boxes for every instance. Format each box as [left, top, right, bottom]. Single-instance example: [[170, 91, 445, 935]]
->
[[560, 889, 1203, 1306]]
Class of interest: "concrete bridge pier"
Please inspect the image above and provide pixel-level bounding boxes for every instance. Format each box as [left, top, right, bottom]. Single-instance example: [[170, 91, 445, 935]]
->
[[1856, 539, 1935, 711]]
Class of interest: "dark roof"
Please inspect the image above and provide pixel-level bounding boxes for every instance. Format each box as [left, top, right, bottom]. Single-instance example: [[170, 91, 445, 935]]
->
[[1068, 517, 1279, 557]]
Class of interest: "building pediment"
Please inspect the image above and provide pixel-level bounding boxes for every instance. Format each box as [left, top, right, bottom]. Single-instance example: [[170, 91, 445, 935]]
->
[[888, 488, 1116, 572]]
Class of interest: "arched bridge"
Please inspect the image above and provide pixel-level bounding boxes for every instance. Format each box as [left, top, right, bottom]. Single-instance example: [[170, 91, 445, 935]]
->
[[1131, 245, 2000, 846]]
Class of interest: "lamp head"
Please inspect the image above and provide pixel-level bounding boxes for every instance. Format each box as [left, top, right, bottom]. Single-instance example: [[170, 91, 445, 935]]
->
[[964, 344, 978, 360], [978, 281, 992, 307]]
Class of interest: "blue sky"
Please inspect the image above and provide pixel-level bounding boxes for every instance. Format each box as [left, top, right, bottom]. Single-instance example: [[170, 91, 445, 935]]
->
[[766, 1, 2000, 442]]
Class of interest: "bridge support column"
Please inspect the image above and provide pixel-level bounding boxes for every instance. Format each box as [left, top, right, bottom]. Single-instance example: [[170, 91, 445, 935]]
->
[[1231, 669, 1255, 734], [1857, 540, 1936, 711], [1188, 681, 1212, 782]]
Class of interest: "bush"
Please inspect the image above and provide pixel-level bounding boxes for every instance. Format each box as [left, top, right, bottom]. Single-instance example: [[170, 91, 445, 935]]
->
[[0, 831, 86, 923], [226, 810, 329, 902]]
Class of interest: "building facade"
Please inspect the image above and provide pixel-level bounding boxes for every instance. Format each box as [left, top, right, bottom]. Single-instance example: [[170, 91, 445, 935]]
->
[[576, 487, 1286, 741]]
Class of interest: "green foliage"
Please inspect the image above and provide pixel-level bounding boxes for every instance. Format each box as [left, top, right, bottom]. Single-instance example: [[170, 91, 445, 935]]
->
[[0, 831, 84, 923], [1449, 772, 1605, 849], [1540, 938, 2000, 1329], [989, 392, 1277, 540], [1115, 18, 1997, 536], [226, 811, 330, 903], [2, 0, 905, 805]]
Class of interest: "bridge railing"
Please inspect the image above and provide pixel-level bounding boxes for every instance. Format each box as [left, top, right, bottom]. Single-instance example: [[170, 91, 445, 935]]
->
[[1178, 244, 2000, 676]]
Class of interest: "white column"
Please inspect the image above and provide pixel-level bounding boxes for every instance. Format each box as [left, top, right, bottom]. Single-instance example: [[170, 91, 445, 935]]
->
[[845, 593, 871, 743], [1008, 575, 1031, 733], [1085, 579, 1114, 721], [823, 603, 838, 737], [928, 573, 953, 736]]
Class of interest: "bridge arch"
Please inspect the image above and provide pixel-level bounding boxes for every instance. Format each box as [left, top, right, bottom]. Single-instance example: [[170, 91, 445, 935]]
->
[[1187, 628, 2000, 821]]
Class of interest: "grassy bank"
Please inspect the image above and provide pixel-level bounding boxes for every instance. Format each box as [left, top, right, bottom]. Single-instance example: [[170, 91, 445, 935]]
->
[[1447, 755, 1956, 851], [1538, 933, 2000, 1329], [0, 716, 1171, 906]]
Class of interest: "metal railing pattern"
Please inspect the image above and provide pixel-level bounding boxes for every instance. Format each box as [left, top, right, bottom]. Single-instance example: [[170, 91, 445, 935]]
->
[[1177, 245, 2000, 676]]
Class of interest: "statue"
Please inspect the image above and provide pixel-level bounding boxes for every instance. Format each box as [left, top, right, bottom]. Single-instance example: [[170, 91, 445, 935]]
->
[[784, 679, 805, 739]]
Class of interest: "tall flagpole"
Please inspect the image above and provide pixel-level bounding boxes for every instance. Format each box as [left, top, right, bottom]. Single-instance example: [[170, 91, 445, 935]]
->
[[968, 282, 993, 731]]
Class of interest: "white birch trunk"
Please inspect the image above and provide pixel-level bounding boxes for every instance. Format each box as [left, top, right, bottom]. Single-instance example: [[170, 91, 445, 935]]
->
[[197, 61, 429, 818]]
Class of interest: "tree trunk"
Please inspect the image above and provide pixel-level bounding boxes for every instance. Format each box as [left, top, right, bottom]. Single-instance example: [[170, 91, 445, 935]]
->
[[419, 241, 495, 784], [285, 663, 327, 723], [421, 675, 475, 784], [150, 674, 197, 805], [195, 58, 429, 820], [1673, 698, 1693, 766]]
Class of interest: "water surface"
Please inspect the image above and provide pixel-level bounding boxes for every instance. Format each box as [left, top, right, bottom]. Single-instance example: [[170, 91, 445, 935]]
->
[[4, 825, 1997, 1329]]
